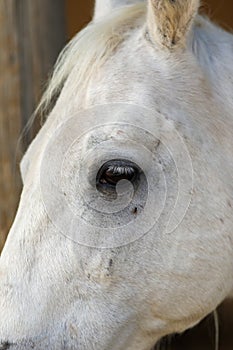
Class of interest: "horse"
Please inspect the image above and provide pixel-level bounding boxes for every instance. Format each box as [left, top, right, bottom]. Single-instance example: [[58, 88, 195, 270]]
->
[[0, 0, 233, 349]]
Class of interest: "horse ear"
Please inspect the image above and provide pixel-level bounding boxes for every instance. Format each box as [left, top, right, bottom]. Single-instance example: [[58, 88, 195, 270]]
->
[[94, 0, 143, 20], [147, 0, 200, 49]]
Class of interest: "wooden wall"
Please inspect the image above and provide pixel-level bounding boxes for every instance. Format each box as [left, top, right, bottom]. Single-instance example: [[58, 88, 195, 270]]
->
[[66, 0, 93, 38], [0, 1, 66, 252], [202, 0, 233, 30]]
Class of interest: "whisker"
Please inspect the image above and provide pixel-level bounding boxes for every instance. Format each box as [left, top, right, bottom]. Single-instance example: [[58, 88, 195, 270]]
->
[[213, 309, 219, 350]]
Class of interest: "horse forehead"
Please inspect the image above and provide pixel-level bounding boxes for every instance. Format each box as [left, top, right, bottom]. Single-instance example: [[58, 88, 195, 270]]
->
[[23, 25, 233, 172], [84, 42, 207, 112], [50, 23, 210, 128]]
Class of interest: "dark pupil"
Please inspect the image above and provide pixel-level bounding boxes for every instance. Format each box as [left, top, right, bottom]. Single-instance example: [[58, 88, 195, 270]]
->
[[101, 165, 136, 186], [97, 160, 139, 190]]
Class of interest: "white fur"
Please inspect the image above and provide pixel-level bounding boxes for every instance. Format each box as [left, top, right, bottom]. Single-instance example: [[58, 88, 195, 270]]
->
[[1, 1, 233, 349], [94, 0, 144, 20]]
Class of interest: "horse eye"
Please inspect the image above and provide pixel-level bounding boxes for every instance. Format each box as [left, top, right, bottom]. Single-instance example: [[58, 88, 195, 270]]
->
[[96, 159, 140, 193]]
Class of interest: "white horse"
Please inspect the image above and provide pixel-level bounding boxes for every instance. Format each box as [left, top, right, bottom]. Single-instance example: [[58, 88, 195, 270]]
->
[[0, 0, 233, 349]]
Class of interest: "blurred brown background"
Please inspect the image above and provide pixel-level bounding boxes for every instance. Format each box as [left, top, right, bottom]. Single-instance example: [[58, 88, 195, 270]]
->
[[0, 1, 232, 349]]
